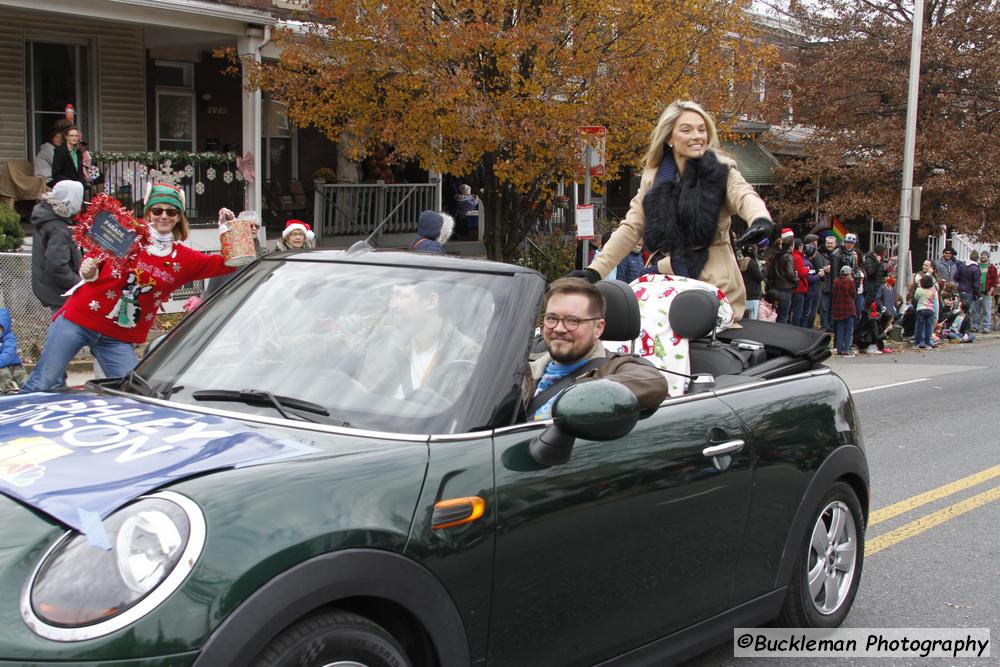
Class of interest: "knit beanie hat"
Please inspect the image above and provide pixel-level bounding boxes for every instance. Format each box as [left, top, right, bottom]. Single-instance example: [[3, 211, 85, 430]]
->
[[282, 219, 314, 240], [42, 180, 84, 218], [143, 183, 185, 214]]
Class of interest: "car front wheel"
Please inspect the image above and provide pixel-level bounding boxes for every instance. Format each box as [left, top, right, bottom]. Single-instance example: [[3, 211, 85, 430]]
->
[[252, 609, 412, 667], [778, 481, 865, 628]]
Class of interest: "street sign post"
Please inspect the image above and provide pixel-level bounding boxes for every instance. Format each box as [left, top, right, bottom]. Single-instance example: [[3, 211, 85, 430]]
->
[[577, 126, 607, 267]]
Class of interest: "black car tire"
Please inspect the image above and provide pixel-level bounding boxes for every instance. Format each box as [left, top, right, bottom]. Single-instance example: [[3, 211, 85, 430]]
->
[[777, 481, 865, 628], [252, 609, 412, 667]]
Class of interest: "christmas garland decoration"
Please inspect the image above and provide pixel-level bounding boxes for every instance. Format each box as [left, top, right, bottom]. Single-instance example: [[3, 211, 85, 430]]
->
[[90, 151, 237, 166], [73, 193, 151, 272]]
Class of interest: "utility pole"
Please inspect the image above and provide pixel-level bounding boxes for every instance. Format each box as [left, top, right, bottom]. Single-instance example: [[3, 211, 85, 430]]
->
[[582, 143, 592, 266], [896, 0, 924, 290]]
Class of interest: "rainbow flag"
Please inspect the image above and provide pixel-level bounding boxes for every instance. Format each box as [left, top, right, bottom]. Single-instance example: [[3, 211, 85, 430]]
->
[[830, 217, 848, 242]]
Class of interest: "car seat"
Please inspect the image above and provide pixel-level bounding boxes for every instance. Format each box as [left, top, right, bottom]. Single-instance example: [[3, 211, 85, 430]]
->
[[668, 290, 767, 377], [595, 279, 641, 341]]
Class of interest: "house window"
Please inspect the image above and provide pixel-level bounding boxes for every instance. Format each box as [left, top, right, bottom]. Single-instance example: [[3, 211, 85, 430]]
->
[[25, 40, 93, 157], [155, 61, 195, 151], [156, 90, 196, 151], [264, 95, 294, 183]]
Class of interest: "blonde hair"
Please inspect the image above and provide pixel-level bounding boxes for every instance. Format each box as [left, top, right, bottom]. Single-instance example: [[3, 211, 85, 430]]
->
[[643, 100, 721, 170], [145, 209, 190, 241]]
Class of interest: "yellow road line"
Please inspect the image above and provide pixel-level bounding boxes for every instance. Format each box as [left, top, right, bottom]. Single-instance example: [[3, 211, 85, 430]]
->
[[866, 484, 1000, 556], [869, 463, 1000, 526]]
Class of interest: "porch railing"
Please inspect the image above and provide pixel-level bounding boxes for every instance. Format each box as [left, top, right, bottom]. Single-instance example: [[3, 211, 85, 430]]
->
[[90, 151, 248, 221], [873, 230, 998, 263], [313, 182, 440, 239]]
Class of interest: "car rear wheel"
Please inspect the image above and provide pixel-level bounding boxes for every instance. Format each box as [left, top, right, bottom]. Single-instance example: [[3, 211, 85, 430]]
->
[[777, 481, 865, 628], [252, 609, 412, 667]]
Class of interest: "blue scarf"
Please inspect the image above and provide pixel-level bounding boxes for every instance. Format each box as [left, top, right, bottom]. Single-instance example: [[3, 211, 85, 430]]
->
[[653, 155, 677, 187]]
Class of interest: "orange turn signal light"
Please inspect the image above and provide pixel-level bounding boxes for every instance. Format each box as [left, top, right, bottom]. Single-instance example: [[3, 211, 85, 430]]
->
[[432, 496, 485, 530]]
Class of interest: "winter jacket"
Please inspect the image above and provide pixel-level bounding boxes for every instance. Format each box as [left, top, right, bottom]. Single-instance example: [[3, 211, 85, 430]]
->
[[524, 341, 668, 414], [0, 309, 22, 368], [616, 251, 645, 284], [862, 251, 887, 302], [831, 247, 862, 291], [34, 142, 56, 183], [876, 284, 898, 320], [30, 201, 83, 308], [979, 262, 998, 294], [51, 144, 85, 186], [61, 244, 234, 344], [792, 249, 810, 294], [955, 261, 981, 297], [588, 151, 772, 321], [914, 286, 939, 320], [831, 276, 857, 320], [739, 256, 764, 301], [933, 257, 959, 283], [757, 298, 777, 322], [410, 211, 455, 254], [813, 248, 833, 293], [803, 256, 821, 296], [768, 249, 797, 292]]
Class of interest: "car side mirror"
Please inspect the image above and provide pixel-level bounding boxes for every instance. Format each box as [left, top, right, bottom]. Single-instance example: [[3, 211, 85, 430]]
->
[[529, 380, 640, 467]]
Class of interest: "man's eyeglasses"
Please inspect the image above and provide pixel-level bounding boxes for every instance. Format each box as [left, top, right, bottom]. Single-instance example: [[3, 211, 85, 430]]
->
[[149, 207, 180, 218], [542, 314, 600, 331]]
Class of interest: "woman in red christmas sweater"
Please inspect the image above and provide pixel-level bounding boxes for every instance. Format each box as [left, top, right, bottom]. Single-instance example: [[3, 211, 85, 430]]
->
[[22, 184, 235, 392]]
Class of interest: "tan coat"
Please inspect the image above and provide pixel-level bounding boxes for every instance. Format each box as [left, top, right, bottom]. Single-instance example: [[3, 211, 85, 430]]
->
[[590, 154, 771, 320]]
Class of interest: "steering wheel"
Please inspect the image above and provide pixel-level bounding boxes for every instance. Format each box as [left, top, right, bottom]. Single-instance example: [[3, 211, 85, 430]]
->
[[421, 359, 477, 395]]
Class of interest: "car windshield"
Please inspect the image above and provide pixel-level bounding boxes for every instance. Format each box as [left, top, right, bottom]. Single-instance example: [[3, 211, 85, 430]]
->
[[137, 259, 510, 433]]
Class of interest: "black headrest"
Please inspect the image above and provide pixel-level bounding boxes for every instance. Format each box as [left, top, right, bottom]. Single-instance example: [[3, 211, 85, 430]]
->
[[596, 280, 641, 341], [668, 289, 720, 339]]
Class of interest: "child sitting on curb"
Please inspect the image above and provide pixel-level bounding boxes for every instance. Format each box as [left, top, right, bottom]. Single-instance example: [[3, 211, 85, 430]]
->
[[941, 300, 976, 343], [0, 308, 27, 394]]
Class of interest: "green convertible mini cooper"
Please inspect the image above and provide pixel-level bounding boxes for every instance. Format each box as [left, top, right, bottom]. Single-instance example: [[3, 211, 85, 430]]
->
[[0, 249, 868, 667]]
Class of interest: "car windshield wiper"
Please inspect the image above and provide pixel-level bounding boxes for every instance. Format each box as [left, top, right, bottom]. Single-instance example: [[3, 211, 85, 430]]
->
[[190, 389, 342, 424], [120, 370, 163, 398]]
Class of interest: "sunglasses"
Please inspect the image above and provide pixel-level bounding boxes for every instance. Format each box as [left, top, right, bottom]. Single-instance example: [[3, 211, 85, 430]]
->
[[149, 207, 180, 218]]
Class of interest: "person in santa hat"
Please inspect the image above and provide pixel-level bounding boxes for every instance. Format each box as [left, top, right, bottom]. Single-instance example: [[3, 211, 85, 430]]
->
[[276, 219, 316, 251]]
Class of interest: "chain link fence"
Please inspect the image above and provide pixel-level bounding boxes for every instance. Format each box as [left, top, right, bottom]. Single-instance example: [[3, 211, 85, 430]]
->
[[0, 252, 54, 361]]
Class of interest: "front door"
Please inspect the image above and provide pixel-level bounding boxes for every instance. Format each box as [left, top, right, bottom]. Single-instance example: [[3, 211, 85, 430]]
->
[[489, 395, 752, 666]]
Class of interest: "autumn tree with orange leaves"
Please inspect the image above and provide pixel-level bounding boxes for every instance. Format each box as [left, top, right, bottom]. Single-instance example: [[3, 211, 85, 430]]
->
[[764, 0, 1000, 244], [242, 0, 766, 260]]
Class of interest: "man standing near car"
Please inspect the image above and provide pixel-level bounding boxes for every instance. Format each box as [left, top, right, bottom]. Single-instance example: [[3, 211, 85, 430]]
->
[[525, 278, 667, 421]]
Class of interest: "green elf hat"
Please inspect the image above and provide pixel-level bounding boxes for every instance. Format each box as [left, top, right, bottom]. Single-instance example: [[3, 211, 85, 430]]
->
[[143, 182, 185, 214]]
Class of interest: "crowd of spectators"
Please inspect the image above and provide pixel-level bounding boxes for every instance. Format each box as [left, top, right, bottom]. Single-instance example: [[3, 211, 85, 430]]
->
[[743, 232, 998, 356]]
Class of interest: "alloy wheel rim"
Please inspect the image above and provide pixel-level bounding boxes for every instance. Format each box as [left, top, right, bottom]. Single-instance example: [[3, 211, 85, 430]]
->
[[806, 499, 858, 615], [320, 662, 369, 667]]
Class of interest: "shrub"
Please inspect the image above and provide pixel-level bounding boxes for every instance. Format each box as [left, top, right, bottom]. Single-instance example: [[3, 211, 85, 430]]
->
[[514, 231, 577, 283], [0, 203, 23, 252]]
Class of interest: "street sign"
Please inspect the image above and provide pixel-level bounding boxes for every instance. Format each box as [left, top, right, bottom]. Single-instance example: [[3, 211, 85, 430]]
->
[[577, 126, 607, 177], [576, 204, 594, 240]]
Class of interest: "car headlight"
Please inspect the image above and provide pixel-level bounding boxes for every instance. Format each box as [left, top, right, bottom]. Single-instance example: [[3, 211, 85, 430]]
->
[[21, 491, 206, 642]]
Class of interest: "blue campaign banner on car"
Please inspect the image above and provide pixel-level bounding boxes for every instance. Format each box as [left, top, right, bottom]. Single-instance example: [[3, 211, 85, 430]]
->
[[0, 393, 318, 543]]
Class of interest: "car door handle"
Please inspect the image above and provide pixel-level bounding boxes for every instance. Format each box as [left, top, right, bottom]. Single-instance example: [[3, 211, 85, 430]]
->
[[702, 440, 745, 457]]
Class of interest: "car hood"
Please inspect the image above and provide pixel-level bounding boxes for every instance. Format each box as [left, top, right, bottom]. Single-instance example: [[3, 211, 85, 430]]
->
[[0, 390, 348, 544]]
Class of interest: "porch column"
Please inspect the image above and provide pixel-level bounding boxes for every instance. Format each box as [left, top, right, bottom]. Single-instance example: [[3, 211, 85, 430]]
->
[[238, 27, 267, 218]]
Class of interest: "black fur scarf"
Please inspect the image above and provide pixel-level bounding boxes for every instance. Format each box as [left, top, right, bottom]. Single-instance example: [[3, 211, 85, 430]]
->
[[643, 150, 730, 280]]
